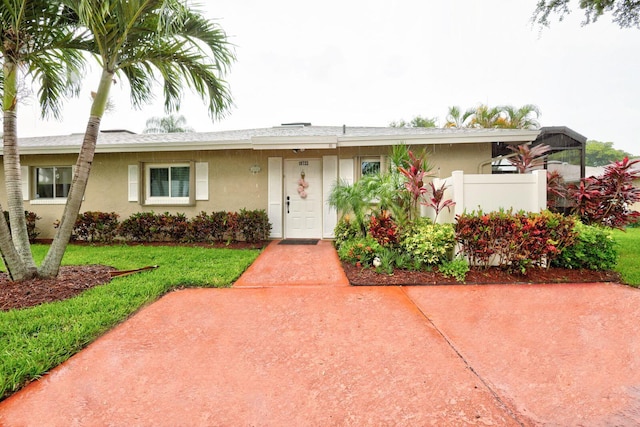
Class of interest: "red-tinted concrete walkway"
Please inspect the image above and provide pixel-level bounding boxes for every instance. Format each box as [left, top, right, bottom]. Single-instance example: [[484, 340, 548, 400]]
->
[[2, 241, 640, 426], [234, 240, 350, 287]]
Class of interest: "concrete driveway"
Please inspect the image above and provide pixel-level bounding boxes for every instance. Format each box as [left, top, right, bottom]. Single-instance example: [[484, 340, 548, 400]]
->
[[1, 241, 639, 426]]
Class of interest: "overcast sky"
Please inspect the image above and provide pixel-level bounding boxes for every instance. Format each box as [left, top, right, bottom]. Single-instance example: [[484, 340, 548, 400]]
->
[[16, 0, 640, 155]]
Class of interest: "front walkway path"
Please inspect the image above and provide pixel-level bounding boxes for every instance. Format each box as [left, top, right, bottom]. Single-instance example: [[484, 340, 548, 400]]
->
[[233, 240, 350, 287], [1, 241, 639, 426]]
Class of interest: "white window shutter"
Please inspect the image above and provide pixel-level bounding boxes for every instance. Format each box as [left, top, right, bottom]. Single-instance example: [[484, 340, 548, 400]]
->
[[268, 157, 283, 238], [323, 156, 338, 238], [339, 158, 354, 185], [195, 162, 209, 201], [128, 165, 139, 202], [21, 166, 29, 201]]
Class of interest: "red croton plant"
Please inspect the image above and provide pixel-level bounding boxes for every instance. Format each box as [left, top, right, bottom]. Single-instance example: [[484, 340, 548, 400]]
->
[[397, 150, 433, 220], [568, 157, 640, 229]]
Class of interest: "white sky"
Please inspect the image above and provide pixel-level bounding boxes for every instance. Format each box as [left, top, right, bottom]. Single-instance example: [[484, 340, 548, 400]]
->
[[16, 0, 640, 155]]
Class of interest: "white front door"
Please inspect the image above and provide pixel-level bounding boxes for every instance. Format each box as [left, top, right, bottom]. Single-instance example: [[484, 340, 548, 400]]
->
[[285, 159, 322, 239]]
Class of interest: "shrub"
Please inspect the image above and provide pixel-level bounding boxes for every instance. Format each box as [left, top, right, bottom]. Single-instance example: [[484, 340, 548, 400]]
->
[[237, 209, 271, 242], [375, 246, 413, 274], [158, 212, 189, 241], [400, 218, 455, 268], [455, 210, 576, 273], [72, 211, 120, 243], [337, 236, 381, 267], [438, 257, 470, 283], [552, 221, 617, 270], [186, 211, 216, 242], [568, 157, 640, 229], [225, 211, 239, 242], [368, 210, 399, 247], [333, 215, 360, 251], [3, 211, 40, 242], [118, 212, 161, 242]]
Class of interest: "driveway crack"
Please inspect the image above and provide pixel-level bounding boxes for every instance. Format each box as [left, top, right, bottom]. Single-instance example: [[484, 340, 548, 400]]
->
[[400, 286, 530, 427]]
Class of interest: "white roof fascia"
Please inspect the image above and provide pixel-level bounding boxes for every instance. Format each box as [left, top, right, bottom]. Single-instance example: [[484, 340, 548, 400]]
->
[[337, 130, 540, 147], [15, 140, 254, 155], [10, 128, 540, 155], [250, 135, 338, 150]]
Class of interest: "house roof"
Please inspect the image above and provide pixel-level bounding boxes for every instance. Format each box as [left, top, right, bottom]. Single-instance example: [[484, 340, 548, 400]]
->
[[9, 125, 542, 155]]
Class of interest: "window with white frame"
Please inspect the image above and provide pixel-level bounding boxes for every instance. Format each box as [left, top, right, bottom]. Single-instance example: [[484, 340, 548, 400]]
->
[[145, 163, 191, 204], [35, 166, 72, 199]]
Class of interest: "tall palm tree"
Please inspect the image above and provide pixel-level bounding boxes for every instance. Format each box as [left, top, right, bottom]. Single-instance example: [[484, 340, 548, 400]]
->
[[143, 114, 194, 133], [38, 0, 234, 278], [0, 0, 89, 280]]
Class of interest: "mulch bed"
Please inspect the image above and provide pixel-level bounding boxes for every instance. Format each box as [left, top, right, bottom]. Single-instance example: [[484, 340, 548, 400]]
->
[[0, 241, 269, 312], [342, 262, 622, 286], [0, 265, 116, 311]]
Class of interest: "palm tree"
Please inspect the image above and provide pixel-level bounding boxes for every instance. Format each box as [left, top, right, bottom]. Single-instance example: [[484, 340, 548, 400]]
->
[[0, 0, 89, 280], [498, 104, 541, 129], [443, 106, 474, 128], [37, 0, 235, 278], [469, 105, 502, 128], [143, 114, 194, 133]]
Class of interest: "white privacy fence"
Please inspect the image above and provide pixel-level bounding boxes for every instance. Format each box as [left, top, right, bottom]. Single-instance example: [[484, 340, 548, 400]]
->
[[425, 170, 547, 223]]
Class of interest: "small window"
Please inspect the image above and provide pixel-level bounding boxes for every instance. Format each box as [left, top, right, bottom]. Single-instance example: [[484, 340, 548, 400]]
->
[[35, 166, 72, 199], [361, 158, 381, 177], [145, 163, 192, 205]]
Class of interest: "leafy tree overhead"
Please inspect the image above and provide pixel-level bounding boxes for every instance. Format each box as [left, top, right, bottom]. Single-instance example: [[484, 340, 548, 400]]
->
[[585, 140, 633, 166], [390, 115, 437, 128], [533, 0, 640, 29], [39, 0, 235, 279], [496, 104, 541, 129], [443, 104, 541, 129], [0, 0, 235, 280], [143, 114, 194, 133], [551, 140, 634, 166], [0, 0, 90, 280]]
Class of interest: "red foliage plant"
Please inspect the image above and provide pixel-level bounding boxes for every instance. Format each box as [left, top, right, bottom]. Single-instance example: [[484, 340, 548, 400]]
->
[[455, 210, 576, 274], [368, 210, 399, 246], [568, 157, 640, 229], [507, 143, 552, 173], [423, 181, 456, 221], [397, 150, 433, 219]]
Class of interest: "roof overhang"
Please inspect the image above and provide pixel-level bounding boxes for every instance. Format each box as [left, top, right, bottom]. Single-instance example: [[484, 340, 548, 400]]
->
[[337, 129, 540, 147], [251, 136, 338, 150], [7, 127, 542, 156]]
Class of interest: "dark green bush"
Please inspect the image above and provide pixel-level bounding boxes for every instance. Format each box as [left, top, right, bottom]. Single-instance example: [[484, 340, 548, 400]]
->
[[158, 212, 189, 241], [118, 212, 160, 242], [3, 211, 41, 242], [552, 221, 617, 270], [237, 209, 271, 243], [72, 211, 120, 243]]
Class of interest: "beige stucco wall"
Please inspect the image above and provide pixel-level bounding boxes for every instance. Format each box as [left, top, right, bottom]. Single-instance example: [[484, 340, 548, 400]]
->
[[0, 142, 492, 238]]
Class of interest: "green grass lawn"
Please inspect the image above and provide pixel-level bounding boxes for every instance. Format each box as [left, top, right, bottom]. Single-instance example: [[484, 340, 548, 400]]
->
[[0, 244, 260, 401], [613, 227, 640, 287]]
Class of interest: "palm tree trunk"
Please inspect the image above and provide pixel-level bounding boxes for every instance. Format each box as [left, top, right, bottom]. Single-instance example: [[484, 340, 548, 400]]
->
[[0, 200, 29, 281], [2, 61, 37, 278], [38, 70, 112, 278], [38, 116, 101, 278]]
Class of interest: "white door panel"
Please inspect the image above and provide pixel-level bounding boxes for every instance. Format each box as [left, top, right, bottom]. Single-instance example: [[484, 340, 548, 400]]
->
[[285, 159, 322, 239]]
